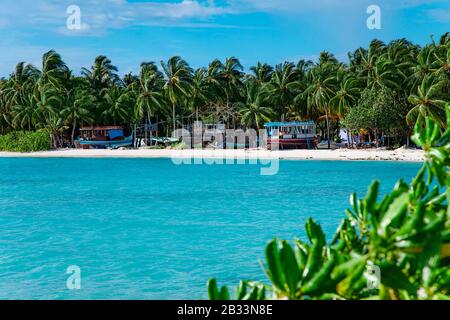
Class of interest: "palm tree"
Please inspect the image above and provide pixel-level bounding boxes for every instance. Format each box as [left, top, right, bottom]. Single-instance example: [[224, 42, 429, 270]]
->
[[123, 72, 138, 87], [329, 71, 361, 147], [205, 59, 223, 90], [10, 80, 39, 131], [438, 32, 450, 45], [135, 62, 164, 126], [368, 57, 402, 90], [204, 60, 224, 122], [318, 51, 339, 66], [407, 75, 447, 128], [351, 39, 385, 86], [61, 87, 95, 146], [190, 68, 208, 122], [302, 63, 337, 149], [408, 45, 436, 94], [2, 62, 39, 113], [218, 57, 244, 127], [82, 55, 119, 90], [329, 72, 361, 118], [296, 59, 313, 80], [385, 39, 416, 89], [81, 56, 121, 124], [160, 56, 193, 131], [250, 62, 273, 85], [237, 80, 274, 130], [0, 79, 12, 132], [103, 86, 134, 125], [40, 50, 69, 87], [12, 94, 36, 131], [433, 46, 450, 78], [265, 62, 299, 120], [33, 84, 64, 147]]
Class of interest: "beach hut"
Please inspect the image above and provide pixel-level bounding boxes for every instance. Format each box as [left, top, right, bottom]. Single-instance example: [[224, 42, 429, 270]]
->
[[264, 121, 318, 150]]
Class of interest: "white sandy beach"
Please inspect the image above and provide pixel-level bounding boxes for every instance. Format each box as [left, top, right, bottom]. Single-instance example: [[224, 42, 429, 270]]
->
[[0, 148, 425, 162]]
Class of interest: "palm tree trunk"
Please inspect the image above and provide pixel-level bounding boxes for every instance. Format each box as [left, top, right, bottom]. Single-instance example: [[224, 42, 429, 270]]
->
[[225, 92, 230, 129], [71, 118, 76, 147], [145, 115, 149, 146], [172, 102, 176, 132], [325, 110, 331, 149], [374, 129, 378, 148], [52, 132, 59, 149], [346, 126, 351, 148]]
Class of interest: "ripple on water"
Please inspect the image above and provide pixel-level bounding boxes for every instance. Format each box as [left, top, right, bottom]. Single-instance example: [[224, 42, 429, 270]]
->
[[0, 158, 421, 299]]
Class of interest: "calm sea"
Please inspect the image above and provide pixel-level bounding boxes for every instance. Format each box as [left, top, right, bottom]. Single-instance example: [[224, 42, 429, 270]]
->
[[0, 158, 421, 299]]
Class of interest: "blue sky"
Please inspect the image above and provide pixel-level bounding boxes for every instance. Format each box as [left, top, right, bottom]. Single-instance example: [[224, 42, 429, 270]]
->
[[0, 0, 449, 77]]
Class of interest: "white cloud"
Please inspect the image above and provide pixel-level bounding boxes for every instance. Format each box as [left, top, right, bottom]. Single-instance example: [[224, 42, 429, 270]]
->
[[397, 0, 449, 8], [231, 0, 360, 11], [0, 0, 237, 36], [228, 0, 450, 13], [0, 0, 447, 35], [428, 7, 450, 23]]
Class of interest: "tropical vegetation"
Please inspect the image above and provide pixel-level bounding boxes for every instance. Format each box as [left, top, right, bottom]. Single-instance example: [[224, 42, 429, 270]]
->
[[0, 33, 449, 149], [208, 103, 450, 300], [0, 130, 50, 152]]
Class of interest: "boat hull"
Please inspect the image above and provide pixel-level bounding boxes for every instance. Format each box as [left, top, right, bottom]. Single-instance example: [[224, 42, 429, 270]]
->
[[77, 135, 133, 149], [267, 138, 318, 150]]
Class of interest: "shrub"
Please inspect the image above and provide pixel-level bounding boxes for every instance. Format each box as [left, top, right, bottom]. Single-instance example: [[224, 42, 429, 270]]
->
[[343, 87, 411, 145], [0, 130, 51, 152], [208, 104, 450, 300]]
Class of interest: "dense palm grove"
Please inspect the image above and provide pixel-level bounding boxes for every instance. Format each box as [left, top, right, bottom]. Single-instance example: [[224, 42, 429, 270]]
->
[[0, 33, 449, 148]]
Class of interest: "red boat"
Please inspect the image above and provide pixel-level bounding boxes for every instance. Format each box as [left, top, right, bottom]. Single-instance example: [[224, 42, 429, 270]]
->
[[264, 122, 318, 150]]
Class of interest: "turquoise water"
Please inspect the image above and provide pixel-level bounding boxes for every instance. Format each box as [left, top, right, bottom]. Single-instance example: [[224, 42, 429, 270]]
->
[[0, 158, 421, 299]]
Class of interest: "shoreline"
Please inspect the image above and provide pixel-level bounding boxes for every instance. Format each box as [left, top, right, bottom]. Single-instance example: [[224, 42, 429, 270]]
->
[[0, 148, 425, 162]]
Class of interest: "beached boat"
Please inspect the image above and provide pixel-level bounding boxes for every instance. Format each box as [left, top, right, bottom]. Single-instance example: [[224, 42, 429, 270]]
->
[[77, 135, 133, 149], [317, 140, 341, 150], [151, 137, 181, 144], [76, 126, 133, 149], [264, 121, 318, 150]]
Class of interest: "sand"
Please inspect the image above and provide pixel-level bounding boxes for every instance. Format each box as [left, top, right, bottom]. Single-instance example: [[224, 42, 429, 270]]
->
[[0, 148, 425, 162]]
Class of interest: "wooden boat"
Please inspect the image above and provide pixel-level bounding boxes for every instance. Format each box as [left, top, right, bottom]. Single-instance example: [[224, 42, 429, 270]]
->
[[264, 121, 318, 150], [151, 137, 181, 144], [77, 135, 133, 149], [76, 126, 133, 149]]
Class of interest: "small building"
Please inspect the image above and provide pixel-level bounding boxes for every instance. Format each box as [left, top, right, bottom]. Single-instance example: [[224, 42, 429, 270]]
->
[[264, 121, 318, 150]]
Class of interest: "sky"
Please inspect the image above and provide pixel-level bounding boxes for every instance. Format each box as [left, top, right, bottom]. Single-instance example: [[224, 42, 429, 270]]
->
[[0, 0, 449, 77]]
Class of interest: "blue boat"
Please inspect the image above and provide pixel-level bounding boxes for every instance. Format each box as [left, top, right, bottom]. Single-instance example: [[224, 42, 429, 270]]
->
[[76, 126, 134, 149]]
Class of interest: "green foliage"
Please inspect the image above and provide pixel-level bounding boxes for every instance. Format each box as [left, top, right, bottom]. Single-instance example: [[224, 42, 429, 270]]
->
[[208, 104, 450, 300], [0, 130, 51, 152], [344, 86, 409, 135], [1, 34, 450, 144], [237, 80, 274, 130]]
